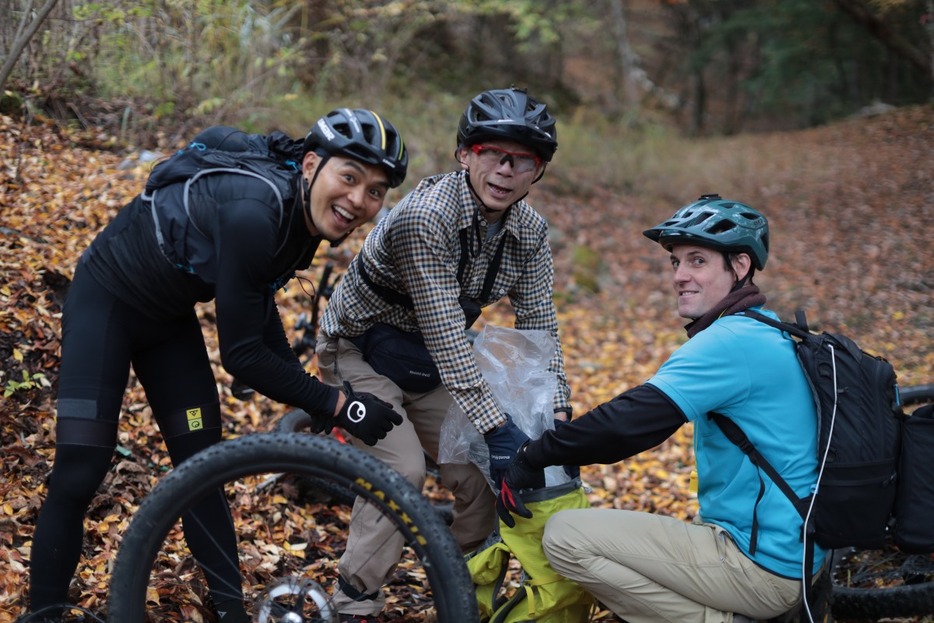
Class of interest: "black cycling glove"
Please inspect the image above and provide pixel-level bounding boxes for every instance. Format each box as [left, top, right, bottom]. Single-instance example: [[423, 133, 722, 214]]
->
[[334, 381, 403, 446], [496, 443, 545, 528], [484, 415, 530, 487]]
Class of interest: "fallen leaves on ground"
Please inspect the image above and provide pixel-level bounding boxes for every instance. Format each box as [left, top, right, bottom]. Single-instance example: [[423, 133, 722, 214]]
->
[[1, 105, 932, 622]]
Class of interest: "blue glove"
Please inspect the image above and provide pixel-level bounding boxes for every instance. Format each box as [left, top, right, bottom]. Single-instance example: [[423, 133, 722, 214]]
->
[[496, 444, 544, 528], [484, 416, 530, 487]]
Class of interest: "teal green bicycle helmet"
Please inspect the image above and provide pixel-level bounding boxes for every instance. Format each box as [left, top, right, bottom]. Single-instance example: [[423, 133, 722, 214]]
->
[[643, 194, 770, 269]]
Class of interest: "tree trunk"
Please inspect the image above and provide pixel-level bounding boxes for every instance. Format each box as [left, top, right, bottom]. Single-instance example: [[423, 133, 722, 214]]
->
[[607, 0, 637, 118], [688, 68, 705, 137], [928, 0, 934, 85], [832, 0, 932, 79], [0, 0, 61, 93]]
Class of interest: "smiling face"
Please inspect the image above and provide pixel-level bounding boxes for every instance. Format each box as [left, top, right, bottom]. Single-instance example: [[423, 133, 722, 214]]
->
[[669, 244, 751, 319], [458, 139, 544, 220], [301, 152, 389, 242]]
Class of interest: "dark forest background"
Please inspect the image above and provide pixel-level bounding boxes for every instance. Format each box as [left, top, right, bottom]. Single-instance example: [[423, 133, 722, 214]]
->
[[3, 0, 932, 156]]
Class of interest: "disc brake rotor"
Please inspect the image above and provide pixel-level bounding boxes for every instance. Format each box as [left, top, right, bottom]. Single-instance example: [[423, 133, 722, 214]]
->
[[252, 578, 338, 623]]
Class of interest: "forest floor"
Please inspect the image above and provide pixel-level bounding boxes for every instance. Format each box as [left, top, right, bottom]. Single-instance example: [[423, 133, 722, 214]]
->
[[1, 104, 932, 622]]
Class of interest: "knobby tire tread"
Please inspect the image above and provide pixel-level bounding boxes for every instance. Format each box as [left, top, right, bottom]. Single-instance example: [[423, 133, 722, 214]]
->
[[108, 432, 476, 622], [275, 410, 455, 524], [830, 548, 934, 618], [829, 383, 934, 619], [273, 411, 358, 506]]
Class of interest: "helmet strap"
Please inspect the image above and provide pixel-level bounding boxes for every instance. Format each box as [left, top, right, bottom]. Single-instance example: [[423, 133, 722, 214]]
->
[[685, 283, 766, 338], [531, 163, 547, 184], [730, 269, 755, 290], [724, 251, 755, 287], [302, 153, 328, 228]]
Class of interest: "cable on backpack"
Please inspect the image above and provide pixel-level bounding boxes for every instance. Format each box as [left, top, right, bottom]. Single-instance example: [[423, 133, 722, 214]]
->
[[801, 343, 838, 623]]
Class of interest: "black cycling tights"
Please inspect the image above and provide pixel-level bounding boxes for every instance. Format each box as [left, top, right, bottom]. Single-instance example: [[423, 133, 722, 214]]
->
[[28, 268, 248, 621], [30, 438, 245, 619]]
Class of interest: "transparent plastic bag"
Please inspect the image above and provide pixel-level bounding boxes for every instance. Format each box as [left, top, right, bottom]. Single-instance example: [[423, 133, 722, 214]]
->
[[439, 325, 569, 488]]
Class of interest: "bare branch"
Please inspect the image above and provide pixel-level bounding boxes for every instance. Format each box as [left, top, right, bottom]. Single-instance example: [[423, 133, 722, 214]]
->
[[0, 0, 61, 93]]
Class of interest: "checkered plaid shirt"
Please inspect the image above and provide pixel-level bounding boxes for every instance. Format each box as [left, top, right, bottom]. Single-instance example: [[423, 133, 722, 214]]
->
[[319, 171, 572, 433]]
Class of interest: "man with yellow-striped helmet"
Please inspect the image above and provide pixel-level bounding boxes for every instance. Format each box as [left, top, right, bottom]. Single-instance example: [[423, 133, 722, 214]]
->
[[304, 108, 408, 188]]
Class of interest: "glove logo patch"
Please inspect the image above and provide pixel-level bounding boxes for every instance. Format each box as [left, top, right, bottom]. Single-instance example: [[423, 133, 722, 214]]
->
[[345, 400, 367, 423]]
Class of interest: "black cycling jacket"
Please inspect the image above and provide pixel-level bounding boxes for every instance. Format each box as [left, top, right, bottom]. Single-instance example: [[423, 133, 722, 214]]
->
[[80, 172, 339, 417]]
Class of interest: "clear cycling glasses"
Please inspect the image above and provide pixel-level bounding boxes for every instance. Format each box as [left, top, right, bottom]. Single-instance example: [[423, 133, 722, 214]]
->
[[469, 144, 543, 174]]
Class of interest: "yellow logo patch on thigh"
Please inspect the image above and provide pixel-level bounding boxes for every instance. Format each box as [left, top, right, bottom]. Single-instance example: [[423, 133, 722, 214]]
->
[[186, 407, 204, 431]]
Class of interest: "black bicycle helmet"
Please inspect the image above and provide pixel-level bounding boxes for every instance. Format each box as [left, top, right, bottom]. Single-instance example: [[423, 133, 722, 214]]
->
[[304, 108, 408, 188], [643, 194, 770, 269], [457, 87, 558, 162]]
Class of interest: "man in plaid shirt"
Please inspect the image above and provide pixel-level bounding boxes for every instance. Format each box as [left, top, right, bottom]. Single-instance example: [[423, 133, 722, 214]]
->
[[316, 87, 572, 622]]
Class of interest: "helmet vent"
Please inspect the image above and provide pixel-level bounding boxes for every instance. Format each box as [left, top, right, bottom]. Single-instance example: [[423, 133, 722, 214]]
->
[[707, 220, 737, 234], [682, 212, 713, 229]]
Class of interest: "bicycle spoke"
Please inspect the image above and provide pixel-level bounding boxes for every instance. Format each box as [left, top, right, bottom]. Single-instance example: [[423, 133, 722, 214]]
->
[[109, 433, 476, 623]]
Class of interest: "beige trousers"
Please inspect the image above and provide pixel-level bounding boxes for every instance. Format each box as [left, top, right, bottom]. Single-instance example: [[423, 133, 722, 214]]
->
[[316, 335, 496, 615], [541, 508, 802, 623]]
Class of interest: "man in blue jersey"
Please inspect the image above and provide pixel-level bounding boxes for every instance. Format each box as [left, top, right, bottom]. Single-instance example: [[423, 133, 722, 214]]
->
[[498, 195, 824, 623]]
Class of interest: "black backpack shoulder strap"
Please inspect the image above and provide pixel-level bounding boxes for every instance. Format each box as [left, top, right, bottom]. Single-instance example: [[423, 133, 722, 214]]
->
[[454, 224, 505, 299], [712, 309, 813, 515], [719, 307, 823, 613], [708, 412, 808, 516], [740, 309, 811, 340], [359, 225, 507, 310], [709, 411, 811, 556], [477, 232, 507, 301]]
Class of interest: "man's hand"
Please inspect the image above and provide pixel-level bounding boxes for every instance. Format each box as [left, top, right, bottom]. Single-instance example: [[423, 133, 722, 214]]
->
[[484, 416, 530, 486], [496, 444, 545, 528], [335, 381, 403, 446]]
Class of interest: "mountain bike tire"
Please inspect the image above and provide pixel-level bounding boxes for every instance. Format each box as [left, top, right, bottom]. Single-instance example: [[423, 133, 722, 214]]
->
[[899, 383, 934, 411], [275, 409, 454, 525], [108, 432, 477, 622], [829, 383, 934, 619], [273, 410, 358, 507]]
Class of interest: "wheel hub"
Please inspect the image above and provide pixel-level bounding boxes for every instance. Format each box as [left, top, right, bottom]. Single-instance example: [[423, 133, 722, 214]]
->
[[252, 578, 338, 623]]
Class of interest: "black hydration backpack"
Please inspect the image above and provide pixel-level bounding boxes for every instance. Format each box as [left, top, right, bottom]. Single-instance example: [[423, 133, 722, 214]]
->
[[143, 125, 304, 266], [709, 310, 905, 616], [711, 309, 903, 551]]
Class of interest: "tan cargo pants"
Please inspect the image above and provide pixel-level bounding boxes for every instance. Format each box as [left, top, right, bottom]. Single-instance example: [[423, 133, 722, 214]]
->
[[541, 508, 802, 623], [316, 335, 496, 616]]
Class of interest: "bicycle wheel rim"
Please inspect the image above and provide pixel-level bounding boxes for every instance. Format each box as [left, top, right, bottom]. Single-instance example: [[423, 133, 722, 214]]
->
[[108, 432, 477, 622]]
